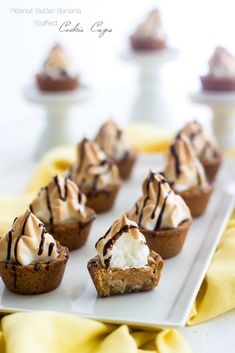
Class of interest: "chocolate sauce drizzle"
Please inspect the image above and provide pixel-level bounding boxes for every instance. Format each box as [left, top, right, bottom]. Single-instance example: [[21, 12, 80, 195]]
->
[[38, 223, 46, 256], [13, 211, 31, 264], [101, 224, 138, 268], [137, 173, 171, 231], [74, 139, 114, 196], [170, 144, 181, 178]]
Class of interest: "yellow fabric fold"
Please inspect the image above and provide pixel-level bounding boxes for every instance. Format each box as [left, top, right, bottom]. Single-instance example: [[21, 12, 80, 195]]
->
[[187, 212, 235, 325], [0, 312, 192, 353], [126, 123, 173, 154], [26, 145, 76, 194]]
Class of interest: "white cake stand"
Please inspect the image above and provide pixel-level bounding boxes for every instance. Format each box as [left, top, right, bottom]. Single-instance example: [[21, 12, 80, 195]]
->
[[190, 90, 235, 150], [122, 47, 179, 125], [24, 86, 90, 158]]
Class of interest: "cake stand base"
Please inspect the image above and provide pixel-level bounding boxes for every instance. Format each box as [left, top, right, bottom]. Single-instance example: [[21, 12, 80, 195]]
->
[[190, 91, 235, 150], [24, 86, 89, 158], [122, 48, 179, 125]]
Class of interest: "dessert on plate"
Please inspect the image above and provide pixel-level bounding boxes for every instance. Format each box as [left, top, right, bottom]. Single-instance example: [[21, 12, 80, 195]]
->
[[130, 9, 167, 51], [36, 44, 79, 92], [128, 171, 192, 259], [69, 138, 121, 213], [201, 46, 235, 91], [95, 119, 137, 180], [87, 214, 163, 297], [0, 211, 69, 294], [30, 175, 96, 250], [178, 121, 222, 182], [164, 134, 213, 217]]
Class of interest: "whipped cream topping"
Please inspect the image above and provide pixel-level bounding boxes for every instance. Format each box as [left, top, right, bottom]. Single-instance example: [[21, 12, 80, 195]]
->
[[30, 175, 89, 225], [208, 46, 235, 78], [129, 172, 190, 230], [70, 138, 120, 194], [42, 44, 71, 79], [95, 120, 132, 161], [164, 135, 208, 192], [133, 9, 165, 40], [0, 211, 58, 266], [179, 121, 220, 161], [96, 214, 149, 269]]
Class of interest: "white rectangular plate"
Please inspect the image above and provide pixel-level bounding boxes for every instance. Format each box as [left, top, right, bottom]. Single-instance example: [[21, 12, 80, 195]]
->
[[0, 155, 234, 327]]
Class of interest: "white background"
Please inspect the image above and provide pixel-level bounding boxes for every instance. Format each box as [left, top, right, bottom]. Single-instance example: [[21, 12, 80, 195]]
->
[[1, 1, 235, 351], [2, 0, 235, 167]]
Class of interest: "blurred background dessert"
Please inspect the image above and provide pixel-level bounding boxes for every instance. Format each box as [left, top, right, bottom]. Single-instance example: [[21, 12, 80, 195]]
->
[[36, 44, 80, 92], [200, 46, 235, 92], [130, 9, 167, 51]]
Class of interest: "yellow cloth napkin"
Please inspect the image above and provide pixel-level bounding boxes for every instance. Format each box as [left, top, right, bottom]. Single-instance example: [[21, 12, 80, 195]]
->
[[0, 312, 192, 353], [188, 213, 235, 325], [126, 122, 173, 154]]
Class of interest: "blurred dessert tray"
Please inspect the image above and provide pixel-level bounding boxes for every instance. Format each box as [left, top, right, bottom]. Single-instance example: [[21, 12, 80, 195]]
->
[[0, 154, 234, 327]]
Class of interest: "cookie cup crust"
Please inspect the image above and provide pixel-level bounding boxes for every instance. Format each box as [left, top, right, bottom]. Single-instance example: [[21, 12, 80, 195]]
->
[[45, 208, 96, 250], [0, 244, 69, 295], [178, 185, 213, 218], [85, 183, 121, 213], [201, 155, 222, 183], [115, 150, 138, 180], [140, 218, 192, 259], [36, 74, 79, 92], [87, 250, 164, 297]]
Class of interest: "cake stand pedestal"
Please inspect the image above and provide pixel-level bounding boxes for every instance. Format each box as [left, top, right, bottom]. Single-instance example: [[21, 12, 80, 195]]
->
[[190, 91, 235, 150], [122, 48, 179, 125], [24, 86, 90, 158]]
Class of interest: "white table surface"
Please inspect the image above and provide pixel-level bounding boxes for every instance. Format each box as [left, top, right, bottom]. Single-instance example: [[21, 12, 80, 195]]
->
[[1, 157, 235, 353]]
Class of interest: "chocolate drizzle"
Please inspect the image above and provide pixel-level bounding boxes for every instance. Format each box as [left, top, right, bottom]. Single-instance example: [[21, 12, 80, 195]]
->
[[48, 242, 55, 256], [38, 223, 46, 256], [76, 138, 88, 174], [6, 231, 12, 261], [45, 186, 53, 224], [14, 211, 31, 264], [102, 224, 138, 268], [154, 190, 171, 231], [54, 175, 68, 201], [138, 172, 155, 226], [136, 173, 172, 231], [170, 144, 181, 178]]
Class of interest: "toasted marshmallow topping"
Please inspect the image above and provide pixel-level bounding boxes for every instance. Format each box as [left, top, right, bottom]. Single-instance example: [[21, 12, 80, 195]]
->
[[70, 138, 120, 194], [30, 176, 89, 225], [208, 46, 235, 78], [96, 214, 149, 269], [95, 120, 132, 161], [179, 121, 221, 161], [133, 9, 165, 40], [42, 44, 71, 79], [0, 211, 58, 266], [129, 172, 190, 230], [164, 135, 208, 192]]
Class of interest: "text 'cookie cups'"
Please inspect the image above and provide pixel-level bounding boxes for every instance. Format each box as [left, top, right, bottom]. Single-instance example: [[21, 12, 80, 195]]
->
[[95, 119, 138, 180], [36, 44, 79, 92], [178, 120, 222, 183], [128, 172, 192, 259], [130, 9, 167, 52], [69, 138, 121, 213], [88, 214, 163, 297], [164, 134, 213, 217], [0, 211, 69, 294], [200, 46, 235, 92], [30, 175, 96, 251]]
